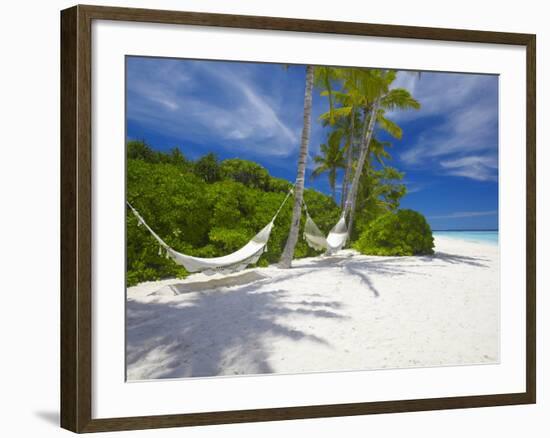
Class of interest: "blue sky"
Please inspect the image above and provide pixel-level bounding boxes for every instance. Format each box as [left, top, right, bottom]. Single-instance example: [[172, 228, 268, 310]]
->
[[126, 56, 499, 230]]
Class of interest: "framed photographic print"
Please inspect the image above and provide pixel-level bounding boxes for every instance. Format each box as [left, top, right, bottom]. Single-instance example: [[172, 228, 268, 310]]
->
[[60, 4, 536, 433]]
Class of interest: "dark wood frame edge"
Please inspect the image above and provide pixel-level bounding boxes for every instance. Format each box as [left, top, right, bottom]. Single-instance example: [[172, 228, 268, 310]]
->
[[60, 4, 536, 433]]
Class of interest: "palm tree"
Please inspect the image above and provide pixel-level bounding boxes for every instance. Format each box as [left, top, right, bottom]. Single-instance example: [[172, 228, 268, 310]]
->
[[279, 65, 315, 268], [339, 69, 420, 236], [319, 68, 380, 211], [281, 67, 418, 266], [311, 130, 345, 201], [344, 97, 381, 234], [314, 66, 339, 124], [321, 104, 361, 209]]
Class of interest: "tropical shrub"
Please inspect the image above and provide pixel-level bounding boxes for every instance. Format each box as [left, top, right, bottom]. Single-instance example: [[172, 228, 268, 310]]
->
[[127, 140, 191, 170], [127, 139, 162, 163], [351, 166, 406, 240], [126, 159, 209, 285], [126, 149, 342, 285], [354, 209, 434, 256], [220, 158, 271, 190], [193, 152, 222, 183]]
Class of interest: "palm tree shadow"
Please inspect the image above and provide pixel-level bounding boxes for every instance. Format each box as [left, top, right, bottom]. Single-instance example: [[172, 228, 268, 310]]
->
[[126, 286, 344, 380], [427, 251, 491, 268], [343, 264, 380, 297], [282, 255, 427, 299], [343, 258, 428, 297], [292, 250, 490, 298], [294, 253, 354, 269]]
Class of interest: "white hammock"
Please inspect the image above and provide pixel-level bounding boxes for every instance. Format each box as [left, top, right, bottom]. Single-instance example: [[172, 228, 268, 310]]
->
[[166, 222, 273, 275], [127, 188, 292, 275], [303, 201, 348, 254], [326, 215, 348, 254], [303, 211, 328, 251]]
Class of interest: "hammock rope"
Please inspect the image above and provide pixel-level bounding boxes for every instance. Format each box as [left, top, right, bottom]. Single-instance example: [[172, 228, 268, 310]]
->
[[127, 185, 294, 275]]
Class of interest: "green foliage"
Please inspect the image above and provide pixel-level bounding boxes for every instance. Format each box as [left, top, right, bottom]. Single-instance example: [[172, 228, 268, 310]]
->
[[126, 159, 209, 285], [127, 139, 161, 162], [164, 147, 189, 168], [315, 67, 420, 237], [126, 148, 341, 286], [268, 177, 293, 193], [354, 209, 434, 256], [311, 130, 346, 200], [352, 165, 406, 239], [220, 158, 271, 190], [193, 153, 222, 183], [127, 140, 191, 170]]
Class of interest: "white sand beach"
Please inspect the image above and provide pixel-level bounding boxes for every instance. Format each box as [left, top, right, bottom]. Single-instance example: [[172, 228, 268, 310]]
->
[[126, 236, 499, 380]]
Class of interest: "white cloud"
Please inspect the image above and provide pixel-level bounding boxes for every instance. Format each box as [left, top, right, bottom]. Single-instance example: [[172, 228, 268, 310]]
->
[[429, 210, 497, 219], [404, 181, 427, 194], [391, 72, 493, 121], [126, 59, 300, 158], [201, 64, 298, 145], [439, 155, 498, 181], [395, 71, 498, 181]]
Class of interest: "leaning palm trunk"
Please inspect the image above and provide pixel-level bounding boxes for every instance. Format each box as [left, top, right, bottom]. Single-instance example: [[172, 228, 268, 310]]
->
[[341, 147, 350, 209], [279, 65, 315, 268], [344, 98, 381, 238], [341, 148, 351, 209], [341, 107, 356, 209], [330, 170, 337, 202]]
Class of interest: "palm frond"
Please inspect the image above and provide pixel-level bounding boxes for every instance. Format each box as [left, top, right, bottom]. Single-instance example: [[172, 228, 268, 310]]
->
[[376, 113, 403, 139], [319, 106, 352, 121], [381, 88, 421, 111]]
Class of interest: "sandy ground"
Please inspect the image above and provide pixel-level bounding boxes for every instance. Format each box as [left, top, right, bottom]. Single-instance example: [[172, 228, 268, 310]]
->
[[126, 237, 499, 380]]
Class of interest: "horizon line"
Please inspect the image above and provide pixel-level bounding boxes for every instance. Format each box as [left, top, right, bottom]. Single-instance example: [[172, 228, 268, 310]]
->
[[432, 229, 499, 232]]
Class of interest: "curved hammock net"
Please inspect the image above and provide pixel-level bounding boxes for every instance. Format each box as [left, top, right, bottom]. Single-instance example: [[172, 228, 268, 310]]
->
[[127, 188, 293, 276], [129, 185, 350, 276], [303, 201, 349, 254]]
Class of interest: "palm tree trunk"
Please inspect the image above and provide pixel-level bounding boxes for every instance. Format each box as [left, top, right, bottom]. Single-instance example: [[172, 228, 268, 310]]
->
[[330, 169, 337, 202], [345, 98, 380, 237], [279, 65, 315, 268], [341, 106, 356, 209], [341, 145, 349, 209]]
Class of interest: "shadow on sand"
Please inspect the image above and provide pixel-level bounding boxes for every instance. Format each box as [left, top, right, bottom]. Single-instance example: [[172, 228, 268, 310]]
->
[[295, 255, 429, 298], [290, 249, 490, 297], [429, 251, 491, 268], [127, 249, 492, 379], [126, 286, 344, 380]]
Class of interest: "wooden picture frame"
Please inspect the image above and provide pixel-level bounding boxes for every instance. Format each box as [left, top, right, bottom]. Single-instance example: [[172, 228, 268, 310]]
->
[[60, 4, 536, 433]]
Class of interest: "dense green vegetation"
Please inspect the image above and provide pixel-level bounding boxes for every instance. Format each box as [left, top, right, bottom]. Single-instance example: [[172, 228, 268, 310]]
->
[[126, 136, 433, 285], [126, 140, 341, 285], [354, 209, 434, 256], [127, 131, 435, 285]]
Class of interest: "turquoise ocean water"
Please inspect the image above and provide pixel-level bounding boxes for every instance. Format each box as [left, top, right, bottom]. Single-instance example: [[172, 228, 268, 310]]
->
[[433, 231, 499, 245]]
